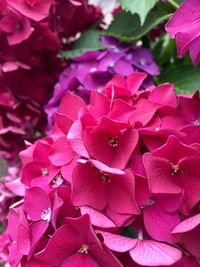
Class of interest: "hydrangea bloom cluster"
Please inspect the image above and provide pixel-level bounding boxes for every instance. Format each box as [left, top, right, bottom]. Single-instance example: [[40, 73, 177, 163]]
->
[[166, 0, 200, 66], [46, 37, 160, 127], [0, 0, 100, 160], [8, 73, 200, 266]]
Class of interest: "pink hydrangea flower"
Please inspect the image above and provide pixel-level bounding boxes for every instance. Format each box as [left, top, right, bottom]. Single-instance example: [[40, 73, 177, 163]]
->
[[6, 73, 200, 266], [166, 0, 200, 66]]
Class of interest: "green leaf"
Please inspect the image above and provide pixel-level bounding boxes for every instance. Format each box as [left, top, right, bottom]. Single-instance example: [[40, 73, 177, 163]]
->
[[105, 5, 171, 43], [151, 34, 176, 67], [60, 29, 108, 59], [118, 0, 156, 25], [157, 64, 200, 94]]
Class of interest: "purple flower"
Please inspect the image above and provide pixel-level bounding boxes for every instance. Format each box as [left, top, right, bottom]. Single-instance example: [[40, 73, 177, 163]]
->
[[45, 37, 160, 128]]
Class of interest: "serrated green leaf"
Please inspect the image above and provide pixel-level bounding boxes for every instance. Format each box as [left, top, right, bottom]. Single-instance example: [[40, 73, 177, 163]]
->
[[105, 5, 171, 43], [59, 29, 107, 59], [157, 64, 200, 94], [118, 0, 156, 25]]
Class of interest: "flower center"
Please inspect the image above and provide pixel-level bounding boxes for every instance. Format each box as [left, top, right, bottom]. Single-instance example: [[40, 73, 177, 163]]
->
[[15, 23, 22, 30], [52, 174, 64, 188], [109, 137, 118, 147], [41, 168, 49, 176], [41, 208, 51, 222], [100, 171, 110, 183], [78, 244, 89, 254], [140, 198, 155, 209], [90, 67, 97, 73], [139, 58, 146, 66], [171, 164, 179, 175], [154, 126, 160, 131], [194, 119, 200, 126]]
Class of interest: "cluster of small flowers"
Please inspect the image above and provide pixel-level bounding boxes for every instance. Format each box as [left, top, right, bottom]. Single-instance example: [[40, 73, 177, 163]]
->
[[0, 0, 100, 160], [8, 73, 200, 266], [45, 37, 160, 128]]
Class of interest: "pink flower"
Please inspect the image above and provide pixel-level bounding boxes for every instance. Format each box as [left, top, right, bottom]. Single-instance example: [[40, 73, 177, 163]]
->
[[172, 213, 200, 258], [143, 135, 200, 214], [7, 0, 54, 21], [99, 231, 182, 266], [7, 73, 200, 266], [72, 161, 139, 216], [0, 8, 33, 45], [166, 0, 200, 66], [35, 215, 122, 267]]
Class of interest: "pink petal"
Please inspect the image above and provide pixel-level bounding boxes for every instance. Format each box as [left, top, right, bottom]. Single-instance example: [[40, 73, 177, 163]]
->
[[72, 163, 107, 210], [80, 206, 116, 228], [67, 120, 90, 158], [108, 169, 140, 214], [127, 72, 147, 94], [61, 252, 99, 267], [98, 231, 136, 252], [143, 153, 182, 194], [130, 240, 182, 266], [24, 187, 51, 221], [49, 136, 75, 166], [60, 91, 87, 120], [143, 203, 180, 242]]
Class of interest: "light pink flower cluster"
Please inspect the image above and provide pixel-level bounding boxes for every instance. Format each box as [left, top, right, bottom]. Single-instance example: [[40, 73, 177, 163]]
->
[[8, 73, 200, 266], [0, 0, 101, 160]]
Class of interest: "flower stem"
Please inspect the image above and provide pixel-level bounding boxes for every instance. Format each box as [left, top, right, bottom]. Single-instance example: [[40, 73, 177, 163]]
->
[[167, 0, 179, 9]]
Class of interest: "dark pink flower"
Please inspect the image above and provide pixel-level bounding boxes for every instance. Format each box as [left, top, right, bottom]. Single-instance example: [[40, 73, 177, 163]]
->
[[35, 215, 122, 267], [7, 0, 54, 21], [0, 8, 33, 45], [172, 213, 200, 258], [72, 161, 139, 216], [143, 135, 200, 214], [166, 0, 200, 66]]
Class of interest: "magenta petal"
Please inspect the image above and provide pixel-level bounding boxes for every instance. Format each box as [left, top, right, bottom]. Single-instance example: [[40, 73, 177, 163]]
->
[[35, 224, 79, 265], [80, 206, 116, 228], [149, 83, 177, 108], [172, 214, 200, 258], [67, 120, 90, 158], [130, 240, 182, 266], [127, 72, 147, 94], [49, 136, 75, 166], [152, 135, 196, 164], [90, 91, 110, 119], [60, 91, 87, 120], [143, 203, 180, 242], [72, 163, 107, 210], [8, 0, 54, 21], [24, 187, 51, 221], [172, 214, 200, 234], [143, 153, 181, 194], [99, 231, 136, 252], [30, 220, 49, 250], [52, 192, 63, 230], [108, 170, 139, 214], [61, 253, 99, 267]]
